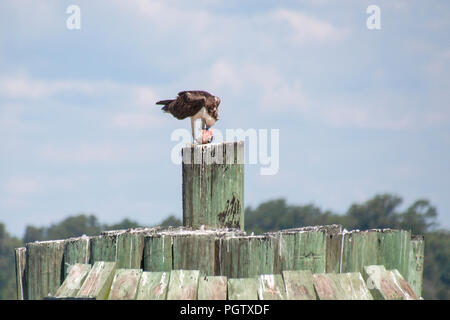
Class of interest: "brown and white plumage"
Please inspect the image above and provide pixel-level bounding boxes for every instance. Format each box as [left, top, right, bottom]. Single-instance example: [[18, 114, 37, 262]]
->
[[156, 90, 220, 143]]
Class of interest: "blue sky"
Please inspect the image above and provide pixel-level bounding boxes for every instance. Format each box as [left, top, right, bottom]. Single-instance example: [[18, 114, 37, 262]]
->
[[1, 0, 449, 237]]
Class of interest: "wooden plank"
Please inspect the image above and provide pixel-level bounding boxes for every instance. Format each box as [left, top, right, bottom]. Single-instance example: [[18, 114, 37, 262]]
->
[[377, 229, 411, 281], [325, 230, 343, 273], [25, 240, 65, 300], [182, 141, 244, 230], [55, 264, 91, 298], [108, 269, 142, 300], [219, 235, 274, 278], [407, 235, 424, 297], [63, 235, 90, 279], [89, 233, 119, 263], [282, 270, 316, 300], [172, 233, 217, 275], [77, 261, 117, 300], [167, 270, 200, 300], [389, 269, 418, 300], [333, 272, 373, 300], [198, 276, 227, 300], [14, 247, 27, 300], [312, 273, 341, 300], [339, 230, 379, 274], [257, 274, 286, 300], [115, 231, 146, 269], [272, 229, 326, 274], [136, 271, 170, 300], [143, 234, 173, 272], [362, 265, 404, 300], [227, 277, 259, 300]]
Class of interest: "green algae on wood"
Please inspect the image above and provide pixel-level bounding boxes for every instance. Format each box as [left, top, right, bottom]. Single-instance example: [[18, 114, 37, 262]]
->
[[257, 274, 286, 300], [25, 240, 65, 300], [182, 141, 244, 230], [55, 263, 91, 298], [172, 233, 218, 275], [14, 247, 27, 300], [143, 233, 173, 272], [63, 235, 90, 279], [407, 235, 424, 297], [227, 277, 259, 300], [198, 275, 227, 300], [219, 235, 274, 278], [108, 269, 142, 300], [136, 271, 170, 300], [166, 270, 200, 300], [77, 261, 117, 300], [282, 270, 316, 300]]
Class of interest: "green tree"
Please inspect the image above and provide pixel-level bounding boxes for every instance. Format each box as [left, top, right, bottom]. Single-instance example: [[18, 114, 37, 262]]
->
[[346, 193, 402, 230], [22, 214, 102, 242], [158, 215, 182, 227], [104, 218, 141, 231], [399, 199, 438, 234], [22, 226, 44, 243], [0, 223, 23, 300]]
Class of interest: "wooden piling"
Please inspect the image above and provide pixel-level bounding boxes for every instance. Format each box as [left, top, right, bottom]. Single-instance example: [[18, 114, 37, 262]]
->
[[136, 271, 170, 300], [172, 233, 218, 275], [166, 270, 200, 300], [269, 226, 329, 275], [76, 261, 117, 300], [198, 276, 227, 300], [407, 235, 424, 297], [257, 274, 286, 300], [55, 263, 91, 298], [63, 236, 90, 279], [282, 270, 316, 300], [14, 247, 27, 300], [143, 233, 173, 272], [108, 269, 142, 300], [25, 240, 65, 300], [219, 235, 275, 278], [182, 141, 244, 230], [227, 277, 259, 300]]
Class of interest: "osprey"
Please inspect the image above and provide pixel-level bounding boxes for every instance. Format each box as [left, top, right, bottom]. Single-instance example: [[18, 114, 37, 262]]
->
[[156, 90, 220, 144]]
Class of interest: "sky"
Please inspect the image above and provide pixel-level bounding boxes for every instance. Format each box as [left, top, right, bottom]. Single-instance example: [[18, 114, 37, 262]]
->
[[1, 0, 449, 237]]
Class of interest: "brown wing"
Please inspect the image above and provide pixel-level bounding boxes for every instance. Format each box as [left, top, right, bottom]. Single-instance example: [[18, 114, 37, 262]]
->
[[166, 91, 208, 119]]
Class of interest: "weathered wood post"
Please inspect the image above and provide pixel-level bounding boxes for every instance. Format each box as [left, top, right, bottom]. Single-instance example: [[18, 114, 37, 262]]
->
[[182, 141, 244, 230]]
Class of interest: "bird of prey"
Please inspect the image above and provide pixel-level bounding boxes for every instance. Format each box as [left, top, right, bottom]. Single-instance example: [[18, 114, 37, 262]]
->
[[156, 90, 220, 144]]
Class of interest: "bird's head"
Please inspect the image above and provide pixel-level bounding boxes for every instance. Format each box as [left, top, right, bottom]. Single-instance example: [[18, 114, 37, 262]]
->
[[214, 96, 221, 106]]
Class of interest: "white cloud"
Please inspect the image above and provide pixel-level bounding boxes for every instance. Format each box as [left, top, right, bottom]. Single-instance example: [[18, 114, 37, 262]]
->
[[38, 142, 161, 165], [110, 112, 162, 129], [40, 143, 130, 165], [0, 74, 120, 99], [3, 177, 41, 196], [271, 9, 349, 45], [0, 73, 163, 130], [320, 104, 413, 130], [111, 0, 214, 33], [208, 59, 307, 111]]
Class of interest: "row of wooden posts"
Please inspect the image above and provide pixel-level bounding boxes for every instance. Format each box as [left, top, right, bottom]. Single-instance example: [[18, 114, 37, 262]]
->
[[14, 142, 425, 300], [15, 225, 424, 300], [50, 262, 418, 300]]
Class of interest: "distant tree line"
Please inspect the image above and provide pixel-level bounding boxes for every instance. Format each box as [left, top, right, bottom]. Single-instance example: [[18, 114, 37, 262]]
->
[[0, 193, 448, 299]]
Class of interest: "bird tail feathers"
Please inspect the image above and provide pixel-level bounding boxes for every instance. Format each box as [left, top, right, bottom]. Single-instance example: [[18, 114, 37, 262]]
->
[[156, 99, 173, 105], [156, 99, 174, 112]]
